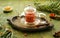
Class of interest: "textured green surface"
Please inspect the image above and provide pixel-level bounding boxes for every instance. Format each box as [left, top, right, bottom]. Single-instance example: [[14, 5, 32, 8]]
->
[[0, 0, 60, 38]]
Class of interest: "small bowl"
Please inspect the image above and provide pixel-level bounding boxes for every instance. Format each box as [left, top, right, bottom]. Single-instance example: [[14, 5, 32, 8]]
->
[[3, 6, 13, 13]]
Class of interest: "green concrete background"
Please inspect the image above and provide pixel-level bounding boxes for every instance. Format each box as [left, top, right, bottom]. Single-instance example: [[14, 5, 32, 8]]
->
[[0, 0, 60, 38]]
